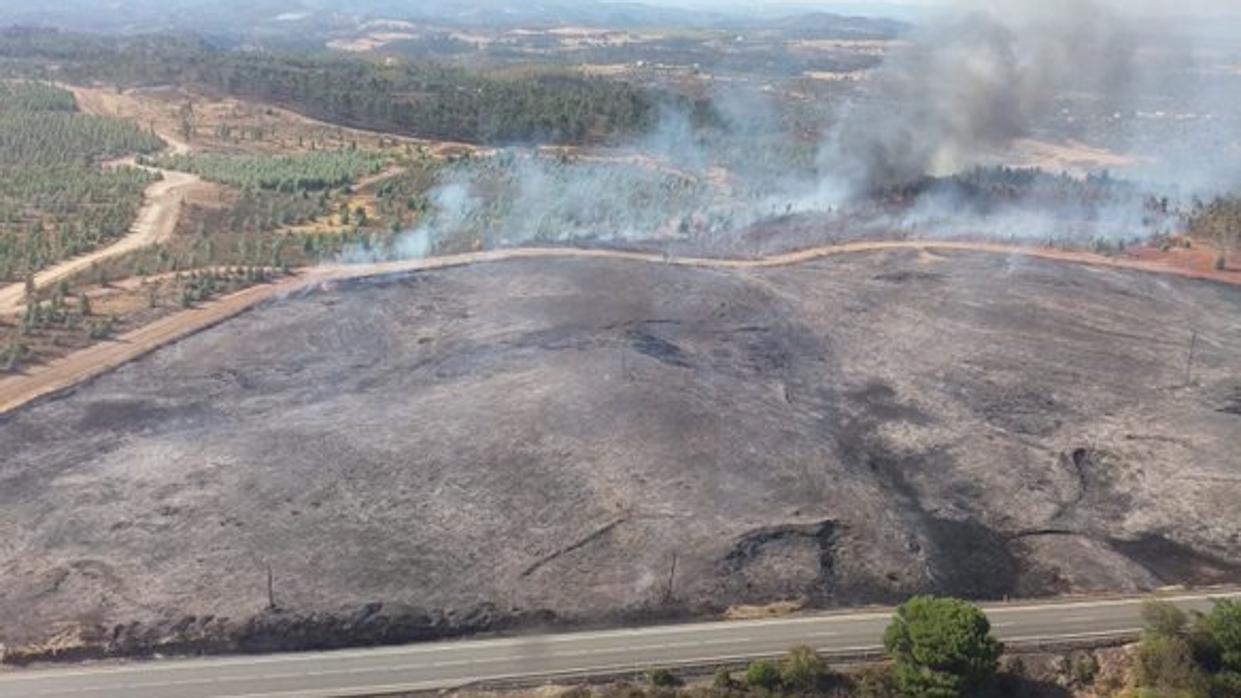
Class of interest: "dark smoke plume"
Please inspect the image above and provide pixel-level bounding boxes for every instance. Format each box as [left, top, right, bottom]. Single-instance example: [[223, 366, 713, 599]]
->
[[822, 0, 1137, 195]]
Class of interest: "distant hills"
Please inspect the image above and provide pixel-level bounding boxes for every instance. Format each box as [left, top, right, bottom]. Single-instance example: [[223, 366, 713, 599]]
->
[[0, 0, 906, 39]]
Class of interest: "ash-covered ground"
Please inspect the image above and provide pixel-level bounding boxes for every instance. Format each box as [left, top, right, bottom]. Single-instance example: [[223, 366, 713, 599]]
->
[[2, 250, 1241, 656]]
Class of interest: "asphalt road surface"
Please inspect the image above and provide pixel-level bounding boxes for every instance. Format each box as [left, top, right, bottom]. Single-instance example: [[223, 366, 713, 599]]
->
[[1, 591, 1237, 698]]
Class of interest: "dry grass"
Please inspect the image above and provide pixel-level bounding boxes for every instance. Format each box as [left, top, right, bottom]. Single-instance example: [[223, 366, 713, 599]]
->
[[72, 85, 488, 159], [1004, 138, 1141, 175], [722, 601, 805, 620]]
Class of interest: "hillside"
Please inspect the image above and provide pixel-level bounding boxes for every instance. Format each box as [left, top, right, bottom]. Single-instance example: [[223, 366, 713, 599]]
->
[[2, 249, 1239, 658]]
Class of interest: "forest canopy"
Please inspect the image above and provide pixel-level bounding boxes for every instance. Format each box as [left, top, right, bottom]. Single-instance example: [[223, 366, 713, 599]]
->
[[0, 27, 668, 145]]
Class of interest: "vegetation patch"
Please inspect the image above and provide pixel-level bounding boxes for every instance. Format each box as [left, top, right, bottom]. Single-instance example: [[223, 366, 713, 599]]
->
[[146, 150, 389, 192], [0, 82, 162, 282]]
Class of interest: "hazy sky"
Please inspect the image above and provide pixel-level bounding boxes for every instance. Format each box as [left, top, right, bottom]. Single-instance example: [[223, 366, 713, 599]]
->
[[628, 0, 1239, 19]]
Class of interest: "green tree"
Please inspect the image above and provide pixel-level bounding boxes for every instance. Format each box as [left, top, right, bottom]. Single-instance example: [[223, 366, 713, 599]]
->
[[745, 659, 781, 690], [1209, 599, 1241, 694], [883, 596, 1003, 698], [1208, 600, 1241, 672]]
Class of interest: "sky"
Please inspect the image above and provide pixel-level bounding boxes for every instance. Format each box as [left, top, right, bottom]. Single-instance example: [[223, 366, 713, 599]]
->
[[627, 0, 1240, 20]]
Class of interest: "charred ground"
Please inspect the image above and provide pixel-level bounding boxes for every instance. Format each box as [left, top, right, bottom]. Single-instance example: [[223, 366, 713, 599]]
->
[[1, 249, 1240, 659]]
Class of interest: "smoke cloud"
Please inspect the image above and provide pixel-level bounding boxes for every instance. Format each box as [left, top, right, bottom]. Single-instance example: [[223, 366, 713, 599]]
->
[[821, 0, 1136, 194], [343, 0, 1240, 263]]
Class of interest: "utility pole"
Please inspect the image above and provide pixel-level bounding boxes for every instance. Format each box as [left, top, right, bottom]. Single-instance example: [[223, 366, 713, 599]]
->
[[1184, 330, 1199, 387], [663, 553, 678, 604], [266, 563, 277, 611]]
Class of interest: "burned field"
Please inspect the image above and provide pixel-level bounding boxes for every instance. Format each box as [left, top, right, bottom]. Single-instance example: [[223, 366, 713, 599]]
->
[[2, 250, 1240, 658]]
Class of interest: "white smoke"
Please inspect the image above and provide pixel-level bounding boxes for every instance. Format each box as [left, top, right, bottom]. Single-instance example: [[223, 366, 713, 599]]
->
[[342, 0, 1240, 262]]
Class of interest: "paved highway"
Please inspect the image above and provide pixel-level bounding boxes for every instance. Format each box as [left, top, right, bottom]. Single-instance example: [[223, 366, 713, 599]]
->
[[1, 591, 1237, 698]]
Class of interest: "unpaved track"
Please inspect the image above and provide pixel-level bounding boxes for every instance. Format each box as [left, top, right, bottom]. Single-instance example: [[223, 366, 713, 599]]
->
[[352, 164, 407, 192], [0, 275, 310, 413], [0, 167, 201, 316], [2, 239, 1239, 415], [66, 85, 193, 155], [0, 85, 205, 316]]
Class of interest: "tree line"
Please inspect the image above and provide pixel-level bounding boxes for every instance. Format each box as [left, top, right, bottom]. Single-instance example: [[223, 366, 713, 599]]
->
[[0, 27, 669, 146], [631, 595, 1241, 698]]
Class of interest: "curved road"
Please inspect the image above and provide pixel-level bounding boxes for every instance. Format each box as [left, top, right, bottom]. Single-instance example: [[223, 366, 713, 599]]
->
[[0, 83, 205, 316], [2, 238, 1240, 415], [0, 166, 203, 317], [0, 590, 1236, 698]]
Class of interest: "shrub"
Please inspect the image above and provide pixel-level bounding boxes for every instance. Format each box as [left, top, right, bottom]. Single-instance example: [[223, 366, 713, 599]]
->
[[1144, 601, 1189, 638], [882, 596, 1003, 698], [648, 668, 680, 688], [712, 667, 738, 690], [1137, 632, 1211, 696], [1211, 671, 1241, 698], [854, 664, 900, 698], [1071, 653, 1100, 685], [1188, 612, 1222, 673], [88, 316, 116, 340], [745, 659, 781, 690], [780, 646, 827, 691], [1, 339, 28, 372]]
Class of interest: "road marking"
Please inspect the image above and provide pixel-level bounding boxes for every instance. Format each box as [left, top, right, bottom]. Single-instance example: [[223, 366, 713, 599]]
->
[[1002, 629, 1140, 644], [2, 591, 1236, 698], [7, 630, 1147, 695]]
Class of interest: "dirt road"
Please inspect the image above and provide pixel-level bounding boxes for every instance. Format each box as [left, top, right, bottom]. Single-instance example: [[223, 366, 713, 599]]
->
[[0, 166, 202, 316], [2, 238, 1239, 415], [351, 164, 407, 193], [0, 274, 310, 413], [0, 85, 207, 316], [0, 167, 202, 316], [66, 85, 193, 155]]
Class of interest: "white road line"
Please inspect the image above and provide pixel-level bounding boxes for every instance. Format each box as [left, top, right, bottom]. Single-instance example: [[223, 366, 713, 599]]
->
[[1002, 629, 1141, 644], [0, 628, 1167, 697], [2, 591, 1236, 697]]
